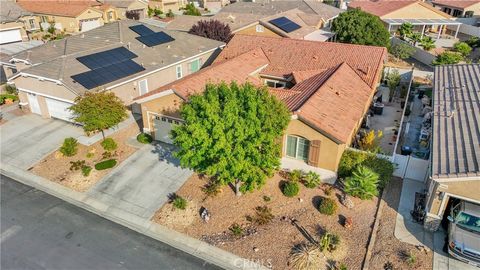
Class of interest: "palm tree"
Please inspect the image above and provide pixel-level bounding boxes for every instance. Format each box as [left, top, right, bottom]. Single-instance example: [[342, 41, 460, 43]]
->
[[398, 23, 413, 40], [410, 32, 422, 46], [420, 36, 436, 51], [344, 166, 379, 200]]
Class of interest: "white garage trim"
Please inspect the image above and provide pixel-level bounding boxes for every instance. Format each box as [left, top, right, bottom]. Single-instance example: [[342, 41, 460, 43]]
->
[[80, 19, 101, 32], [0, 29, 22, 44], [45, 98, 74, 122]]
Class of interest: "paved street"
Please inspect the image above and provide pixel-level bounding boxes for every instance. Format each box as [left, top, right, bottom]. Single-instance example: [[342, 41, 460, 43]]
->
[[1, 175, 220, 270]]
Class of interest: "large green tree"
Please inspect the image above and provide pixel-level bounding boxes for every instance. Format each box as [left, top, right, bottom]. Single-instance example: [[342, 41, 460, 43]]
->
[[171, 82, 290, 196], [69, 92, 128, 140], [331, 8, 390, 48]]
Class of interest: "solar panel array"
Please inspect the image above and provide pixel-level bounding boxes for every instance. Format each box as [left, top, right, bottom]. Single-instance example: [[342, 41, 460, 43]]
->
[[72, 46, 144, 89], [129, 24, 155, 36], [136, 32, 175, 47], [269, 17, 301, 33]]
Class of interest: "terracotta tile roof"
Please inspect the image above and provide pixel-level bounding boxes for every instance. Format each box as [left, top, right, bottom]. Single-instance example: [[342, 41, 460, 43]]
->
[[291, 69, 326, 83], [17, 0, 100, 17], [215, 35, 387, 88], [348, 0, 417, 17], [134, 48, 269, 100], [432, 0, 479, 9]]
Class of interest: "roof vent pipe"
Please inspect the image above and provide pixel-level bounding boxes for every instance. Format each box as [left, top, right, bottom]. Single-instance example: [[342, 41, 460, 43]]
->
[[127, 42, 131, 49], [81, 33, 85, 38]]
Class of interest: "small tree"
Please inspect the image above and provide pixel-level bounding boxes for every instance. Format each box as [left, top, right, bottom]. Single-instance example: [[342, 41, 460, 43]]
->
[[420, 36, 435, 51], [331, 9, 390, 48], [344, 166, 379, 200], [183, 3, 201, 16], [410, 32, 422, 46], [398, 23, 413, 39], [453, 42, 472, 57], [390, 43, 415, 61], [69, 92, 128, 140], [387, 69, 401, 101], [432, 51, 463, 65], [172, 82, 290, 196], [359, 130, 383, 152], [188, 20, 232, 42]]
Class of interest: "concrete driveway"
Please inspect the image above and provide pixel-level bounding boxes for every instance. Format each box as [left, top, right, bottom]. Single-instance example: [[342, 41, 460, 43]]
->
[[88, 143, 192, 219], [0, 113, 82, 169]]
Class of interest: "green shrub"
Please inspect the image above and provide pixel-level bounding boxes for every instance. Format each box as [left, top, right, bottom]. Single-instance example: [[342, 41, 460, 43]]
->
[[319, 232, 340, 252], [5, 85, 17, 94], [362, 156, 394, 189], [251, 206, 274, 225], [95, 159, 117, 170], [338, 150, 367, 179], [201, 180, 221, 198], [303, 171, 321, 188], [81, 165, 92, 177], [229, 223, 244, 237], [101, 138, 117, 151], [282, 181, 300, 197], [263, 195, 271, 202], [324, 185, 334, 196], [344, 166, 379, 200], [60, 137, 78, 157], [172, 195, 187, 210], [0, 94, 18, 104], [137, 133, 153, 144], [432, 51, 463, 65], [453, 41, 472, 57], [289, 169, 303, 182], [69, 160, 85, 171], [318, 197, 338, 215]]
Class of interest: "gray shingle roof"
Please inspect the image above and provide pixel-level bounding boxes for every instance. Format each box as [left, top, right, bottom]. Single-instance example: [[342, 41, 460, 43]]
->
[[432, 64, 480, 179], [11, 20, 224, 94]]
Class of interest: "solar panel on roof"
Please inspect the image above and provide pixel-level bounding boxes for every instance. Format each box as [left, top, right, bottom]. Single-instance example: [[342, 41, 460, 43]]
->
[[71, 60, 145, 90], [77, 47, 138, 70], [268, 16, 301, 33], [136, 32, 175, 47], [129, 24, 155, 36]]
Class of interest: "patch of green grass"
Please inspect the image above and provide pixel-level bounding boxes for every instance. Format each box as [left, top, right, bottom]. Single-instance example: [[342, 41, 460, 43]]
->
[[81, 165, 92, 177], [94, 159, 117, 170]]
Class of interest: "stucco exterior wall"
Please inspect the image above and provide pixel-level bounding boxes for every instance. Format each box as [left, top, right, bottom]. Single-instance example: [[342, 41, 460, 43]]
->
[[283, 119, 346, 172], [234, 24, 282, 38], [427, 179, 480, 218], [21, 15, 41, 32], [38, 8, 103, 33], [149, 0, 183, 12], [116, 1, 148, 19], [383, 3, 450, 19]]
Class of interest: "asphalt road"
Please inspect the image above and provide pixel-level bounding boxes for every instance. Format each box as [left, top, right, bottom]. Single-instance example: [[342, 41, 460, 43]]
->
[[0, 175, 221, 270]]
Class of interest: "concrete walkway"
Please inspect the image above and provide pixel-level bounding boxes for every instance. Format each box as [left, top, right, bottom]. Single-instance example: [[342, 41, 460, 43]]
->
[[76, 113, 140, 146], [1, 163, 266, 270], [88, 143, 192, 219], [281, 157, 337, 184]]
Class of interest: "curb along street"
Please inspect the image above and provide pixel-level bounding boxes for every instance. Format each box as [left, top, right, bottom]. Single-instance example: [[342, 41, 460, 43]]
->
[[1, 162, 267, 270]]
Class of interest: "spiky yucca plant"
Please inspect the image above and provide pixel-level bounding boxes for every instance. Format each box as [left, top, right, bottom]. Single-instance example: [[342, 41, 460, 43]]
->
[[289, 244, 325, 270], [344, 166, 379, 200]]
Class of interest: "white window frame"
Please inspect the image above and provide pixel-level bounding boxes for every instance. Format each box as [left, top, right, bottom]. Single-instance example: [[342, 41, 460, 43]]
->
[[256, 24, 264, 33], [285, 135, 310, 162], [138, 79, 149, 95], [265, 79, 286, 88], [176, 65, 183, 79], [29, 19, 36, 29]]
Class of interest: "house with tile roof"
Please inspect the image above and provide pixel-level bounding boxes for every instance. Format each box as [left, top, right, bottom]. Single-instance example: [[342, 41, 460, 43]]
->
[[101, 0, 148, 20], [162, 1, 342, 41], [134, 35, 387, 173], [424, 64, 480, 232], [432, 0, 480, 17], [7, 21, 224, 122], [348, 0, 462, 40]]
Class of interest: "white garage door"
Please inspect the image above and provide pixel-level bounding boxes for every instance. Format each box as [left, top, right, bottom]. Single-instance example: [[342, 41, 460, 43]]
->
[[45, 98, 74, 122], [154, 115, 181, 144], [81, 20, 101, 32], [0, 29, 22, 44]]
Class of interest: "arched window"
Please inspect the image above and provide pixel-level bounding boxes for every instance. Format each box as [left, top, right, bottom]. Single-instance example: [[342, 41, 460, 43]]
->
[[286, 135, 310, 162]]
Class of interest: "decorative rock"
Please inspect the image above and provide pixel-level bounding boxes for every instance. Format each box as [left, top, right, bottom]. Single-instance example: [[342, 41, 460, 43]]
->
[[200, 207, 210, 222], [253, 247, 259, 252], [298, 198, 303, 203], [340, 193, 354, 209], [344, 217, 353, 229]]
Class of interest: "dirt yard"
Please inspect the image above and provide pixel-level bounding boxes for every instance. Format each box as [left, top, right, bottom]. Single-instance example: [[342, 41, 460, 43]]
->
[[31, 123, 140, 192], [369, 178, 433, 270], [153, 173, 380, 269]]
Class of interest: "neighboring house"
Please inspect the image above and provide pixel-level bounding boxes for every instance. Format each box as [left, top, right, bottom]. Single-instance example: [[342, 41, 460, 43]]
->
[[424, 64, 480, 231], [7, 21, 223, 122], [432, 0, 480, 17], [349, 0, 462, 39], [164, 0, 342, 41], [133, 35, 387, 173], [198, 0, 230, 12], [0, 40, 43, 83], [102, 0, 148, 20], [0, 1, 38, 44], [17, 0, 105, 33], [95, 4, 119, 23], [148, 0, 187, 13]]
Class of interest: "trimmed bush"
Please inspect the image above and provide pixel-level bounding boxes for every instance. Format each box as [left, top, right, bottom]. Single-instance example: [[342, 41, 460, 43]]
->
[[60, 137, 78, 157], [282, 181, 300, 197], [362, 155, 394, 189], [81, 165, 92, 177], [289, 243, 324, 270], [137, 133, 153, 144], [303, 171, 321, 188], [289, 169, 303, 182], [318, 197, 338, 215], [95, 159, 117, 170], [229, 223, 244, 237], [344, 166, 379, 200], [251, 206, 274, 225], [338, 150, 367, 179], [101, 138, 117, 151], [172, 195, 187, 210]]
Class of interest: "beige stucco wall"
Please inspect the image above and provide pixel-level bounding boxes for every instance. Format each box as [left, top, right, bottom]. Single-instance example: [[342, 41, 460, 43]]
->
[[97, 7, 118, 23], [382, 2, 450, 19], [116, 1, 148, 19], [38, 8, 103, 33], [0, 21, 28, 41], [235, 24, 282, 38], [427, 179, 480, 218], [283, 119, 345, 172], [140, 92, 183, 134]]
